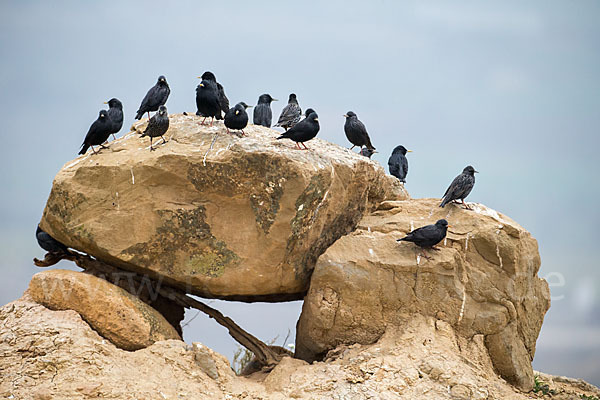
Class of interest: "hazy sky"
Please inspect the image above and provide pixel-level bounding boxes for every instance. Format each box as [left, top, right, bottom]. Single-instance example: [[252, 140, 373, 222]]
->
[[1, 0, 599, 385]]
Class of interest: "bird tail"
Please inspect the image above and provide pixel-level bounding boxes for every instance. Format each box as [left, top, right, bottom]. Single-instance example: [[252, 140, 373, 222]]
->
[[276, 133, 289, 140], [365, 138, 376, 151], [397, 236, 410, 242], [135, 110, 144, 120], [439, 196, 449, 208], [78, 143, 89, 155]]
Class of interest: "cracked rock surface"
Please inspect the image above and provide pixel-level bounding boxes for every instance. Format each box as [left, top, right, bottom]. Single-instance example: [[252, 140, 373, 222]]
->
[[295, 198, 551, 391]]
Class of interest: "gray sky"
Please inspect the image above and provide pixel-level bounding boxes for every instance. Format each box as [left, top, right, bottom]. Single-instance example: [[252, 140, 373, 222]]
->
[[1, 0, 599, 385]]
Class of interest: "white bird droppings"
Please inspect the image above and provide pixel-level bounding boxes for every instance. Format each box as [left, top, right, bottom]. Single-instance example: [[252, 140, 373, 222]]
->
[[130, 167, 135, 184], [298, 204, 304, 211]]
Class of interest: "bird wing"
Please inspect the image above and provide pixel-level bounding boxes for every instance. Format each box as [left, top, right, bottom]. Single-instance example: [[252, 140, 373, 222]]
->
[[142, 115, 158, 136], [253, 104, 271, 126], [443, 173, 468, 199], [388, 154, 401, 177], [217, 83, 229, 113], [406, 224, 437, 242], [400, 156, 408, 179], [276, 103, 301, 126], [137, 86, 157, 113]]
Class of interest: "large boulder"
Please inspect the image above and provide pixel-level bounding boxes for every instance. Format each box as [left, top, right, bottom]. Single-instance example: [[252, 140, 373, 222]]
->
[[40, 115, 406, 301], [27, 269, 181, 350], [295, 198, 551, 391]]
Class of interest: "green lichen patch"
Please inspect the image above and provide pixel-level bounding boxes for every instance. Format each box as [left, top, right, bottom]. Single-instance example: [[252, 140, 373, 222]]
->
[[187, 153, 295, 234], [45, 184, 87, 225], [121, 207, 238, 279]]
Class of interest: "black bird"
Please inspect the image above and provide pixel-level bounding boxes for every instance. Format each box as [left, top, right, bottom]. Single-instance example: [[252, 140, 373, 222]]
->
[[196, 79, 221, 126], [141, 105, 169, 151], [199, 71, 229, 119], [104, 98, 123, 141], [440, 166, 478, 209], [397, 219, 449, 258], [36, 225, 68, 254], [253, 94, 277, 127], [275, 93, 302, 131], [225, 102, 252, 135], [277, 112, 319, 150], [343, 111, 375, 151], [388, 145, 412, 183], [79, 110, 112, 155], [304, 108, 315, 118], [135, 75, 170, 120], [360, 148, 377, 158]]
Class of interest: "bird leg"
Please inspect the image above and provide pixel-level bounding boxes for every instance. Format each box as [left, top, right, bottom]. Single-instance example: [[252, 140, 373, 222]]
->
[[349, 145, 356, 150], [301, 142, 309, 150], [295, 142, 301, 150], [461, 199, 472, 210], [226, 127, 230, 135], [112, 134, 117, 141], [160, 135, 168, 145], [201, 117, 207, 125], [241, 129, 246, 136], [100, 144, 109, 149], [210, 117, 214, 127], [147, 112, 151, 120], [91, 146, 98, 155]]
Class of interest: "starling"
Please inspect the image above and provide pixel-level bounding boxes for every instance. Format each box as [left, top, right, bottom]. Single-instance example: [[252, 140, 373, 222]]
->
[[397, 219, 449, 258], [104, 98, 123, 140], [275, 93, 302, 131], [135, 75, 170, 120], [199, 71, 229, 119], [388, 145, 412, 183], [253, 94, 277, 127], [277, 112, 319, 150], [225, 102, 252, 135], [36, 225, 68, 254], [440, 166, 478, 209], [360, 148, 377, 158], [79, 110, 112, 155], [196, 79, 221, 125], [141, 105, 169, 151], [343, 111, 375, 151]]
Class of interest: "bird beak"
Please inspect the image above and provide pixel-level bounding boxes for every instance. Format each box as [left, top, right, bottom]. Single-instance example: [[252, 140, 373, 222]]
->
[[247, 105, 253, 108], [447, 224, 452, 228], [407, 150, 413, 152], [373, 150, 379, 154], [103, 101, 108, 104], [235, 110, 239, 115], [199, 83, 204, 87], [314, 118, 319, 121], [197, 76, 202, 79], [343, 114, 348, 118], [475, 170, 479, 173], [272, 98, 278, 101]]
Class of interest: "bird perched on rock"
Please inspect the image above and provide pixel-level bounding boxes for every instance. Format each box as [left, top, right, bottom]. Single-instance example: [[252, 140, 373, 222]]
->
[[141, 105, 169, 151], [397, 219, 449, 258], [105, 98, 123, 140], [275, 93, 302, 131], [343, 111, 375, 151], [277, 112, 319, 150], [360, 148, 377, 158], [79, 110, 112, 155], [388, 145, 412, 183], [440, 166, 478, 209], [196, 79, 221, 125], [36, 225, 68, 254], [199, 71, 229, 119], [225, 102, 252, 135], [253, 94, 277, 127], [135, 75, 170, 120]]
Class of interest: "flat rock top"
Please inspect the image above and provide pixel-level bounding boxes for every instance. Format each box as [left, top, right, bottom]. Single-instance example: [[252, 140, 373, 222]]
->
[[63, 113, 383, 173]]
